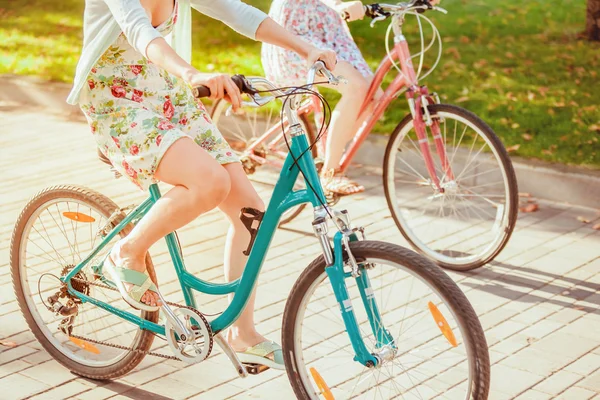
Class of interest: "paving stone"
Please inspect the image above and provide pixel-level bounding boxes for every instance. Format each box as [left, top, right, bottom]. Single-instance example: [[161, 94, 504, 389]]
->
[[29, 381, 90, 400], [533, 370, 584, 396], [20, 360, 77, 387], [555, 386, 598, 400], [127, 376, 200, 399], [514, 389, 553, 399], [76, 386, 120, 400], [0, 360, 30, 379], [565, 352, 600, 376], [579, 370, 600, 392], [0, 373, 50, 400], [490, 364, 545, 398]]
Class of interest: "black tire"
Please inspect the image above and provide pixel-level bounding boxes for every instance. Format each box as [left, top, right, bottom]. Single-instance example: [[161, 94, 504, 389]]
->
[[211, 98, 318, 225], [283, 240, 490, 399], [10, 185, 159, 380], [383, 104, 518, 271]]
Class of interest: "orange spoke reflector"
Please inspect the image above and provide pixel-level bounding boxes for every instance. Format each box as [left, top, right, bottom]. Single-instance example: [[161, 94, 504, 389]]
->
[[310, 367, 335, 400], [63, 212, 96, 223], [69, 337, 101, 354], [428, 301, 458, 347]]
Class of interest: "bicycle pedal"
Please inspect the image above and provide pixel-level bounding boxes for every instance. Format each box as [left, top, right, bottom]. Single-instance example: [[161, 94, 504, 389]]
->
[[242, 363, 270, 375]]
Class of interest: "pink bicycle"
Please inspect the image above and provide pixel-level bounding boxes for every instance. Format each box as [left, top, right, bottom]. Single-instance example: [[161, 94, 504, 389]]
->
[[211, 1, 518, 271]]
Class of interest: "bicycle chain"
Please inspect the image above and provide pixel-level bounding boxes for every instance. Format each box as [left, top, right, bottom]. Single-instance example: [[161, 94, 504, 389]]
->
[[67, 277, 214, 362]]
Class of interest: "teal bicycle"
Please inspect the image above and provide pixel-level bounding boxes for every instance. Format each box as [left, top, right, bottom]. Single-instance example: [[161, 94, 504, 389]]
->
[[11, 62, 490, 399]]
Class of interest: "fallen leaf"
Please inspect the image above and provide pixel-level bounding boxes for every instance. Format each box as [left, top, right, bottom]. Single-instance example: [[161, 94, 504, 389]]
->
[[562, 290, 570, 296], [542, 149, 554, 155], [559, 135, 568, 141], [511, 123, 520, 129], [573, 306, 585, 310], [522, 133, 533, 141], [519, 203, 539, 213], [519, 192, 532, 198], [577, 216, 590, 223], [506, 144, 520, 152], [0, 340, 17, 348], [589, 124, 600, 132], [593, 223, 600, 230], [456, 96, 470, 103]]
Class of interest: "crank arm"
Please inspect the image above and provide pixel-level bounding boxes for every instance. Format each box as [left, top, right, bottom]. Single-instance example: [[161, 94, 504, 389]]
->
[[157, 292, 193, 339]]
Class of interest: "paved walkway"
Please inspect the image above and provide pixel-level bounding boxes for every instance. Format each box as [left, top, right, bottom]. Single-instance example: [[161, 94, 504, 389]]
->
[[1, 109, 599, 400]]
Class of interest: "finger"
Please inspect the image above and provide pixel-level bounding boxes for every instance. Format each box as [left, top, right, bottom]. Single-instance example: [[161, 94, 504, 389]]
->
[[224, 78, 242, 110], [207, 81, 218, 100], [217, 76, 226, 100]]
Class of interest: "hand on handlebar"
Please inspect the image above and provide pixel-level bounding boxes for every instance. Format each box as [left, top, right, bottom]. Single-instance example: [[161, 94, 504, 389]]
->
[[306, 47, 337, 73], [188, 73, 242, 111]]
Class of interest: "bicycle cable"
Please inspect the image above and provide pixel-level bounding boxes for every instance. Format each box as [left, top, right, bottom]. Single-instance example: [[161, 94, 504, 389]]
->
[[250, 82, 335, 219]]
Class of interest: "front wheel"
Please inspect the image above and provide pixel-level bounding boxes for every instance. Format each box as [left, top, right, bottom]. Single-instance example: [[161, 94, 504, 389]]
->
[[384, 104, 518, 271], [283, 241, 490, 399]]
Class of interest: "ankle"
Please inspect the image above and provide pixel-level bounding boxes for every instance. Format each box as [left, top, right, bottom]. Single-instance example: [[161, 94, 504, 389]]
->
[[113, 239, 145, 264]]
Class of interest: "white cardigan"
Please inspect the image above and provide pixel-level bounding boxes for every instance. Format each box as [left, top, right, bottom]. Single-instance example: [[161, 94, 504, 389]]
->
[[67, 0, 267, 105]]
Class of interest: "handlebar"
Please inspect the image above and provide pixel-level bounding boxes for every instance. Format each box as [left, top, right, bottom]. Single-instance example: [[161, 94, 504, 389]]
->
[[192, 61, 340, 101], [191, 74, 257, 99], [342, 2, 447, 22]]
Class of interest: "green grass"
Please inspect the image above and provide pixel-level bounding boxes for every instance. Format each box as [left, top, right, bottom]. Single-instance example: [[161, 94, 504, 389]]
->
[[1, 0, 598, 167]]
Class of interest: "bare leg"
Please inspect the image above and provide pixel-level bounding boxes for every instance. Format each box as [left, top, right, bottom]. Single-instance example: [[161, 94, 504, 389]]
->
[[323, 61, 370, 173], [217, 163, 268, 351], [111, 138, 232, 306]]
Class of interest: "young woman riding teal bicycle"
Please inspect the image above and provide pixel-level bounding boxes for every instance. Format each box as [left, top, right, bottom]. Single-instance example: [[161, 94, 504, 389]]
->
[[11, 0, 490, 398]]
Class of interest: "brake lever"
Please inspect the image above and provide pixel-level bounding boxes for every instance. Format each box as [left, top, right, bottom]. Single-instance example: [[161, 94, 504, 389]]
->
[[370, 15, 387, 28], [434, 6, 448, 14], [224, 93, 274, 116]]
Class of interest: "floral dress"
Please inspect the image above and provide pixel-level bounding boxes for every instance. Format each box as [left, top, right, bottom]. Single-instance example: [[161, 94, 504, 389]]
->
[[79, 1, 238, 191], [261, 0, 372, 86]]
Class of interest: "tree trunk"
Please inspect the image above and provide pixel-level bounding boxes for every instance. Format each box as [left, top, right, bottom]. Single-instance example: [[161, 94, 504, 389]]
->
[[587, 0, 600, 41]]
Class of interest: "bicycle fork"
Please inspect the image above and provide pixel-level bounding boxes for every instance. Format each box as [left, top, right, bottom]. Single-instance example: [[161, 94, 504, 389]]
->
[[408, 87, 455, 190], [312, 210, 395, 368]]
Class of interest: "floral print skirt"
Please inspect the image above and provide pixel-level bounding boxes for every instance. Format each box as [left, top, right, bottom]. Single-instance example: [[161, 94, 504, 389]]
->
[[79, 35, 238, 191], [261, 0, 373, 86]]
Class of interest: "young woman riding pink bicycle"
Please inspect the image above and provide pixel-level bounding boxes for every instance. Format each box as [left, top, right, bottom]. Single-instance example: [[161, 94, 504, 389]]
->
[[211, 1, 519, 271]]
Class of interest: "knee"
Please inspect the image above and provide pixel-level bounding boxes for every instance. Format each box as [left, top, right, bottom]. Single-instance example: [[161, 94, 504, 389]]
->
[[247, 195, 265, 213], [346, 75, 370, 95], [188, 168, 231, 208]]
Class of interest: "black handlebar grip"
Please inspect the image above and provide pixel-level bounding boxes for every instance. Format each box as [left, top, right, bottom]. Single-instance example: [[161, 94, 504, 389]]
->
[[192, 74, 248, 99]]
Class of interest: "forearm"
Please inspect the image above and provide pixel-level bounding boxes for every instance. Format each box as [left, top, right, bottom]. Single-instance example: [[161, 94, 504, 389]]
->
[[255, 18, 313, 59], [145, 37, 199, 82]]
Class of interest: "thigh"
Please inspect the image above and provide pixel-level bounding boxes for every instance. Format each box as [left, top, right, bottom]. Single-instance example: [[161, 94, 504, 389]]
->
[[155, 137, 227, 188], [218, 163, 264, 218]]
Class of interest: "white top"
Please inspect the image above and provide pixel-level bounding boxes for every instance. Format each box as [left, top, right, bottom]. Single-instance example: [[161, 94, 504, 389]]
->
[[67, 0, 267, 105]]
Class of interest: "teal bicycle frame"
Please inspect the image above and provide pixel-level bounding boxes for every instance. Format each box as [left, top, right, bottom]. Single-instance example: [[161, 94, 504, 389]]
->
[[61, 83, 392, 367]]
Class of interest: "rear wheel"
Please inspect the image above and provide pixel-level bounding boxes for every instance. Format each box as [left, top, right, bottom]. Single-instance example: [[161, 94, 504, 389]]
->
[[283, 241, 490, 399], [10, 185, 158, 380], [211, 98, 319, 225], [384, 104, 518, 271]]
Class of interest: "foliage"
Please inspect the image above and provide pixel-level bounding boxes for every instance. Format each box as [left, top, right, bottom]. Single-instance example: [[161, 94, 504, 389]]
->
[[0, 0, 598, 167]]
